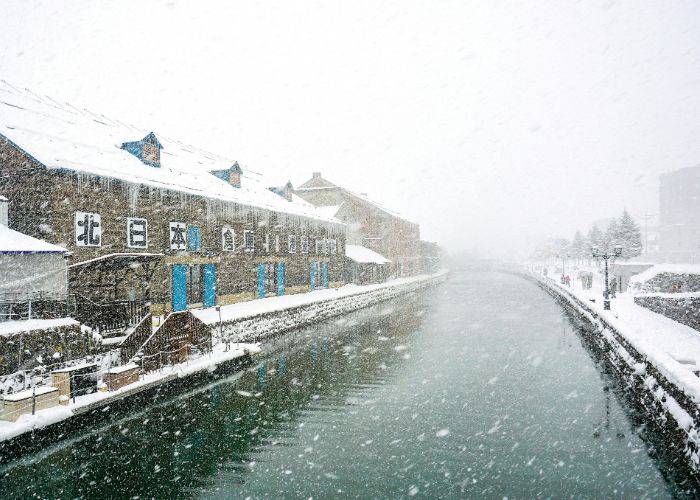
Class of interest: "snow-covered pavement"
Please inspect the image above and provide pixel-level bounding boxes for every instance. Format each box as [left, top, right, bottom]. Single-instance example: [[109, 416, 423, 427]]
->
[[541, 272, 700, 405], [193, 271, 446, 325]]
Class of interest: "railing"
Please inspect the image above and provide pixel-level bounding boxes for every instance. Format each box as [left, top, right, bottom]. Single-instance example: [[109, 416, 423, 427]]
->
[[118, 313, 153, 363], [135, 311, 212, 372], [71, 294, 148, 334], [0, 292, 68, 322]]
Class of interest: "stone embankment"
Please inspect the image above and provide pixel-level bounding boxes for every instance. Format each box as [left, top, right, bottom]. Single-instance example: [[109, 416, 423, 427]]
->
[[530, 273, 700, 475]]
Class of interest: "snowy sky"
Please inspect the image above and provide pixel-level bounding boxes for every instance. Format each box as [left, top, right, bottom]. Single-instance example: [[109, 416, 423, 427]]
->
[[2, 0, 700, 258]]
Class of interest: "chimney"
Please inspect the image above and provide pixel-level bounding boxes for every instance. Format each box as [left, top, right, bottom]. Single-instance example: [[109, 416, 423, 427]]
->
[[312, 172, 321, 179], [0, 195, 8, 226]]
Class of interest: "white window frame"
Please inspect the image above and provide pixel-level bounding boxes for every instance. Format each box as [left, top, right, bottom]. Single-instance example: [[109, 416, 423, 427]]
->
[[275, 234, 280, 253], [244, 230, 255, 252], [328, 238, 337, 254], [301, 235, 309, 253], [264, 233, 270, 253], [288, 234, 297, 254]]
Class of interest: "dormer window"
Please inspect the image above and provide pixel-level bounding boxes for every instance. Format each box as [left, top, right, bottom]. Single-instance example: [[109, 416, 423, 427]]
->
[[121, 132, 163, 168], [268, 180, 294, 201], [210, 161, 242, 188]]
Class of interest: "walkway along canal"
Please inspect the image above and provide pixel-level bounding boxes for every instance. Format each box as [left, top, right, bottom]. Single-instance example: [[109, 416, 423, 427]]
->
[[0, 270, 696, 497]]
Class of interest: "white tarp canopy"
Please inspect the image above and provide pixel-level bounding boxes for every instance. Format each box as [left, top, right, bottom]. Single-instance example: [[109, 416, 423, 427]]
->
[[345, 244, 391, 265], [0, 225, 68, 301]]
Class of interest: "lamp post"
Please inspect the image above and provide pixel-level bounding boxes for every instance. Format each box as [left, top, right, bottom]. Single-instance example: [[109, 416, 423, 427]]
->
[[591, 245, 622, 310], [558, 253, 570, 285]]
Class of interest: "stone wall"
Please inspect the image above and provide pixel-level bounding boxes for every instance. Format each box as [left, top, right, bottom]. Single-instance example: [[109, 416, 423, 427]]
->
[[213, 274, 446, 343], [634, 295, 700, 332], [0, 139, 346, 311], [0, 322, 93, 376], [533, 274, 700, 476]]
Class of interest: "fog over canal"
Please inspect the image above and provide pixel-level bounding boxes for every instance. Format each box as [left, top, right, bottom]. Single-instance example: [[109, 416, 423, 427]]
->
[[0, 271, 690, 497]]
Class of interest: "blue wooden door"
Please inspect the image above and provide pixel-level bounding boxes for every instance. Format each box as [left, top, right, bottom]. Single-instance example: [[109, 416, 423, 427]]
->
[[322, 262, 329, 288], [257, 263, 266, 298], [172, 264, 188, 311], [309, 262, 317, 291], [203, 264, 217, 308], [277, 262, 285, 296]]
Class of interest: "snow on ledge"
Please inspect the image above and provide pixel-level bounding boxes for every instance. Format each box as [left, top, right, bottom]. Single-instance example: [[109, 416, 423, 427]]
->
[[0, 317, 78, 338], [630, 264, 700, 285], [193, 271, 445, 325]]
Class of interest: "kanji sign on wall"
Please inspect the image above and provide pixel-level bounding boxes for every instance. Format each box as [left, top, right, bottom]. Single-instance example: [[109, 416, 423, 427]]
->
[[169, 221, 187, 250], [75, 212, 101, 247], [127, 217, 148, 248], [221, 227, 235, 251]]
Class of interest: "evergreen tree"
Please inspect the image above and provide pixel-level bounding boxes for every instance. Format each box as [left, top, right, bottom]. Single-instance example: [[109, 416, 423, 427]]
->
[[605, 219, 620, 251], [571, 230, 586, 263], [587, 225, 604, 254], [617, 209, 643, 259]]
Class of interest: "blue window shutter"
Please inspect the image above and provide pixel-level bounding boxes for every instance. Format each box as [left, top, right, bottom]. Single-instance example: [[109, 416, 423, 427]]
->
[[203, 264, 217, 307], [187, 226, 201, 251], [172, 265, 188, 311], [277, 262, 285, 296], [322, 262, 329, 288], [257, 263, 266, 298]]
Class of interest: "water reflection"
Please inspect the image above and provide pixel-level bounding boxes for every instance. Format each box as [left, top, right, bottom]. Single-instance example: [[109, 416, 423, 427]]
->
[[0, 272, 693, 498]]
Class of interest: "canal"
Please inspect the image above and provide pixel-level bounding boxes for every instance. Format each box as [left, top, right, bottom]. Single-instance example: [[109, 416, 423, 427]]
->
[[0, 271, 694, 497]]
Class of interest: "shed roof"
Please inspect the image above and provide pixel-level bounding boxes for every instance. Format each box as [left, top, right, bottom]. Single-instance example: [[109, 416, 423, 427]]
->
[[0, 225, 67, 253], [345, 244, 391, 264]]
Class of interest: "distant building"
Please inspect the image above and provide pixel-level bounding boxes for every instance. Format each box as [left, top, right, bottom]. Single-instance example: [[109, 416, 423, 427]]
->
[[294, 172, 422, 276], [659, 165, 700, 263]]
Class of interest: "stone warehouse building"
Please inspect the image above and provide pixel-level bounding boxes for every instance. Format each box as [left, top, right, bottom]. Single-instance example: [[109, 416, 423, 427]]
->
[[294, 172, 422, 276], [0, 83, 345, 333]]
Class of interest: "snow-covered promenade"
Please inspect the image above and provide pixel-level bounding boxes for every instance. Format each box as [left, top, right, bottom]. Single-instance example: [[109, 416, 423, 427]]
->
[[0, 271, 447, 451], [531, 269, 700, 471]]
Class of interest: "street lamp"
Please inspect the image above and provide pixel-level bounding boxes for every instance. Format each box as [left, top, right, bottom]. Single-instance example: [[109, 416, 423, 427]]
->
[[558, 253, 570, 285], [591, 245, 622, 310]]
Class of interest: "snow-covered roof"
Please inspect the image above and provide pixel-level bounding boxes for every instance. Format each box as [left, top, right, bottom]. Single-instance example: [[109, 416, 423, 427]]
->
[[0, 224, 67, 253], [345, 244, 391, 264], [630, 264, 700, 284], [0, 81, 342, 226], [296, 174, 410, 223], [315, 205, 341, 219]]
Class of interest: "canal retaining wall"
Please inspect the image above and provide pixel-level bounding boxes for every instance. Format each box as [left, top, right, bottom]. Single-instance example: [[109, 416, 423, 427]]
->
[[193, 271, 448, 343], [530, 273, 700, 475]]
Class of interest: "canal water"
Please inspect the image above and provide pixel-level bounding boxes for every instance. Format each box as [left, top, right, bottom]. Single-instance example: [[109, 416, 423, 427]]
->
[[0, 271, 694, 497]]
